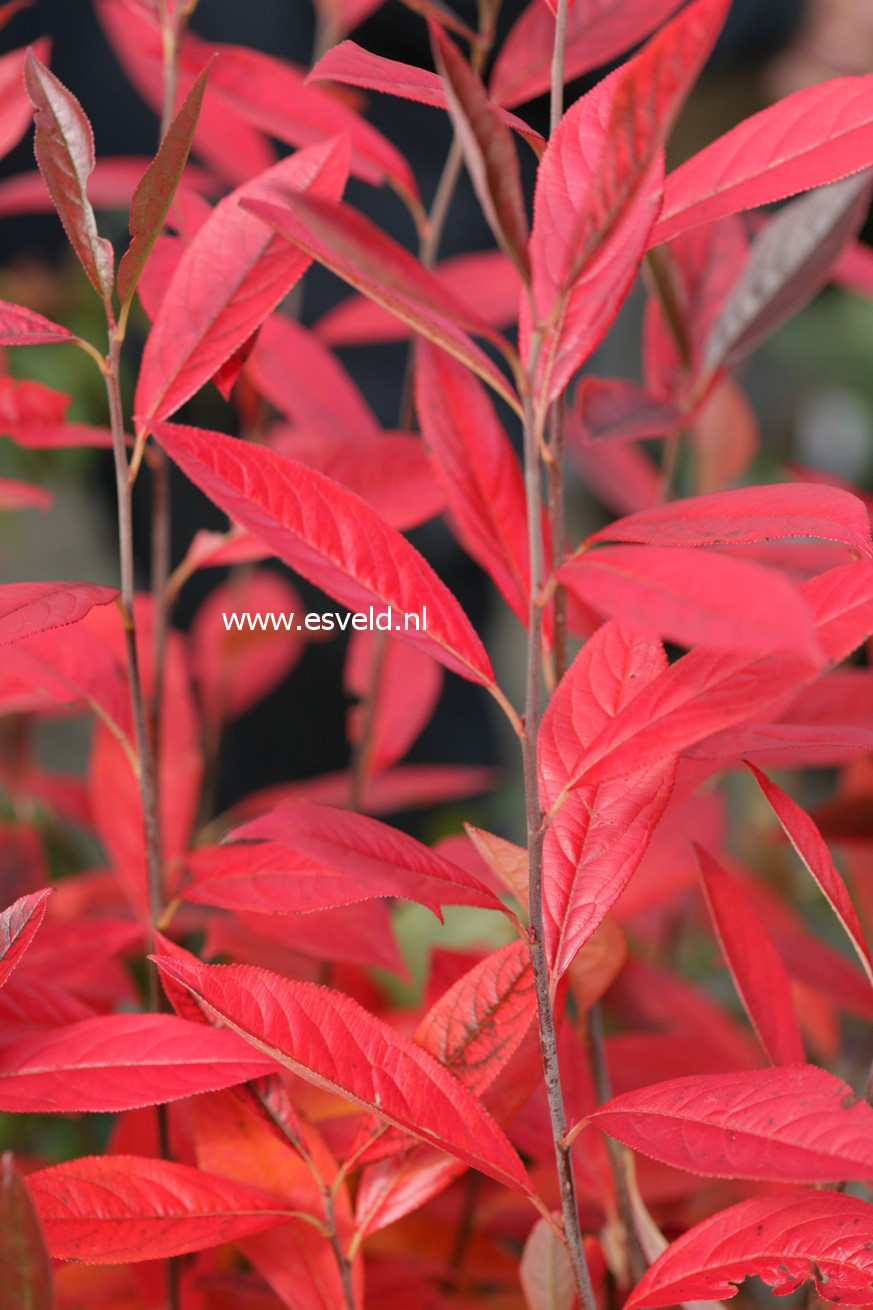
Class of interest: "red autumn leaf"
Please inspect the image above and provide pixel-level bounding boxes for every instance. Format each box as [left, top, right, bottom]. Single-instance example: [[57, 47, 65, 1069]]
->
[[316, 249, 521, 345], [0, 156, 215, 219], [240, 192, 521, 414], [430, 25, 531, 281], [591, 483, 873, 556], [135, 135, 350, 422], [591, 1065, 873, 1182], [345, 630, 443, 778], [489, 0, 684, 108], [0, 889, 51, 990], [526, 0, 730, 406], [560, 544, 820, 655], [146, 420, 500, 691], [248, 312, 380, 442], [355, 1151, 464, 1240], [115, 63, 209, 305], [696, 845, 805, 1066], [189, 570, 304, 728], [309, 41, 544, 153], [269, 426, 444, 533], [153, 955, 535, 1196], [0, 1153, 53, 1310], [24, 50, 114, 301], [28, 1155, 292, 1263], [415, 341, 530, 625], [625, 1191, 873, 1308], [0, 1013, 277, 1112], [0, 581, 118, 647], [653, 74, 873, 246], [574, 376, 682, 445], [538, 623, 676, 979], [0, 478, 52, 511], [232, 800, 511, 916], [0, 298, 77, 346], [748, 764, 873, 988]]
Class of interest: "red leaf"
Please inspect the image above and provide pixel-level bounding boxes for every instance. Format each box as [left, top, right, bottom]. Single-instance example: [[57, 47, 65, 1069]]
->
[[345, 631, 443, 778], [0, 890, 51, 990], [653, 74, 873, 246], [560, 544, 820, 654], [803, 559, 873, 663], [135, 136, 351, 422], [696, 845, 805, 1065], [0, 41, 48, 165], [0, 581, 118, 647], [592, 1065, 873, 1182], [0, 1154, 53, 1310], [248, 312, 379, 442], [539, 623, 676, 978], [0, 156, 215, 219], [310, 41, 544, 153], [147, 419, 500, 690], [0, 1013, 276, 1112], [749, 764, 873, 988], [0, 298, 77, 346], [574, 376, 682, 445], [153, 955, 535, 1195], [240, 192, 521, 414], [430, 25, 531, 280], [526, 0, 729, 405], [316, 248, 521, 345], [593, 483, 873, 556], [232, 800, 511, 916], [24, 50, 114, 300], [415, 341, 530, 624], [116, 63, 209, 305], [489, 0, 684, 108], [626, 1191, 873, 1307], [28, 1155, 292, 1263], [0, 478, 52, 511]]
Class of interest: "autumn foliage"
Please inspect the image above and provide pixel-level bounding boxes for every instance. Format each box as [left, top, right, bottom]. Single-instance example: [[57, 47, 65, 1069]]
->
[[3, 0, 873, 1306]]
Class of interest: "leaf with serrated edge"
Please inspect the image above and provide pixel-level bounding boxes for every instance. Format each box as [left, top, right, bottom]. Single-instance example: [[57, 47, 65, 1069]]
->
[[0, 890, 51, 990]]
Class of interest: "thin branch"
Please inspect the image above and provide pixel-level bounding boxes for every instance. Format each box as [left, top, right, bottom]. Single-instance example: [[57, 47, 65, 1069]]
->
[[322, 1183, 358, 1310], [550, 0, 569, 133]]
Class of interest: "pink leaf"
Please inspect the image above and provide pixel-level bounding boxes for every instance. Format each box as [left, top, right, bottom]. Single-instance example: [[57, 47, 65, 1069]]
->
[[0, 41, 47, 164], [696, 845, 805, 1065], [135, 136, 351, 422], [0, 581, 118, 647], [626, 1191, 873, 1307], [0, 479, 52, 511], [0, 299, 76, 346], [653, 74, 873, 246], [147, 419, 500, 690], [345, 631, 443, 778], [749, 763, 873, 988], [0, 890, 51, 990]]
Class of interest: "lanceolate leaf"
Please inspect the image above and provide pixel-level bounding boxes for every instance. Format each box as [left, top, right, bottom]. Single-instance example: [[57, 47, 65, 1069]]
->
[[116, 63, 210, 306], [591, 484, 873, 557], [703, 172, 873, 374], [415, 341, 530, 625], [136, 136, 351, 422], [560, 545, 820, 655], [696, 845, 805, 1066], [0, 581, 118, 647], [591, 1066, 873, 1182], [0, 1014, 277, 1112], [653, 73, 873, 246], [233, 801, 511, 916], [0, 299, 76, 346], [626, 1191, 873, 1308], [24, 50, 114, 300], [539, 623, 676, 978], [489, 0, 684, 108], [28, 1156, 292, 1263], [153, 956, 535, 1196], [0, 890, 51, 990], [520, 1216, 576, 1310], [240, 192, 522, 414], [430, 24, 530, 281], [146, 420, 500, 690], [748, 764, 873, 987], [0, 1154, 53, 1310]]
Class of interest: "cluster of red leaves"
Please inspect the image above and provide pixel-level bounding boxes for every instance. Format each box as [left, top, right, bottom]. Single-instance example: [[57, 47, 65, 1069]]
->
[[3, 0, 873, 1307]]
